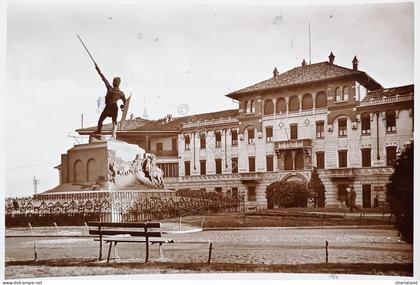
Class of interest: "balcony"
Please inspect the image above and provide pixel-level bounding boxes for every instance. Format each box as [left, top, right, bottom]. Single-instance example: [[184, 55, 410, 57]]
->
[[150, 149, 178, 157], [359, 93, 413, 107], [182, 117, 238, 129], [274, 139, 312, 151], [240, 172, 262, 183], [326, 168, 356, 180]]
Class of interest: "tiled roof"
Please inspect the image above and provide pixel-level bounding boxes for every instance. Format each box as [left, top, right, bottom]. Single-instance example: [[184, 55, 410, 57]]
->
[[227, 61, 382, 98], [76, 109, 239, 134], [361, 84, 414, 102]]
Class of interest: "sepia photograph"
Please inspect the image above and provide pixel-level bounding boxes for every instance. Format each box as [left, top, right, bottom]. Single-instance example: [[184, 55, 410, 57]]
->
[[2, 0, 416, 282]]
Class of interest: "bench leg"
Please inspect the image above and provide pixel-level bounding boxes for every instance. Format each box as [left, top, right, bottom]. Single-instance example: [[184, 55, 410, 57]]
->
[[145, 237, 149, 263], [159, 243, 164, 260], [107, 241, 113, 264], [114, 242, 119, 259]]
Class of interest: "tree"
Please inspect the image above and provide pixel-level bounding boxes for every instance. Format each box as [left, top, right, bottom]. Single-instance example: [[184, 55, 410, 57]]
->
[[308, 167, 326, 207], [266, 180, 309, 208], [387, 140, 413, 243]]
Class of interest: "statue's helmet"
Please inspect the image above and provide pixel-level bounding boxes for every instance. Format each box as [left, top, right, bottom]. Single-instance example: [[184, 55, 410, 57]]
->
[[113, 77, 121, 87]]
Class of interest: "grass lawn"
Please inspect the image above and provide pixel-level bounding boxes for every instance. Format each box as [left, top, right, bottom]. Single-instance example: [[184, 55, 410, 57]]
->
[[5, 259, 413, 278], [162, 208, 394, 229]]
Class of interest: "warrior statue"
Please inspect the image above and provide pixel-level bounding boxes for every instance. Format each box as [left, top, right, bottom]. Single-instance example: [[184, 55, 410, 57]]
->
[[76, 35, 126, 139], [95, 64, 126, 138]]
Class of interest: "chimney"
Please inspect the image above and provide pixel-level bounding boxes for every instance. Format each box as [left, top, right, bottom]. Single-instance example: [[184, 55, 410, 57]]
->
[[328, 52, 335, 64], [166, 114, 173, 122], [273, 67, 279, 77], [301, 59, 307, 66], [352, 56, 359, 71]]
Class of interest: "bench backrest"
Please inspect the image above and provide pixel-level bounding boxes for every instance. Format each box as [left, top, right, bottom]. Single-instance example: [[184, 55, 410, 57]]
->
[[87, 221, 162, 238]]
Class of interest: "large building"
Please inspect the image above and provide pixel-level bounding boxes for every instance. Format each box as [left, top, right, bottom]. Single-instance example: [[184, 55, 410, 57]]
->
[[76, 53, 414, 209]]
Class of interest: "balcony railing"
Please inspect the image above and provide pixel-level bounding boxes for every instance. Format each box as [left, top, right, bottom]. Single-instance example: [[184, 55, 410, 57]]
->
[[326, 168, 356, 178], [359, 93, 413, 106], [239, 172, 262, 182], [150, 149, 178, 157], [182, 117, 238, 129], [274, 139, 312, 151]]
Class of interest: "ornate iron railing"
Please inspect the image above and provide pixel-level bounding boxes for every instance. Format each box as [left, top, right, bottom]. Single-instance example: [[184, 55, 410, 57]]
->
[[5, 190, 244, 227]]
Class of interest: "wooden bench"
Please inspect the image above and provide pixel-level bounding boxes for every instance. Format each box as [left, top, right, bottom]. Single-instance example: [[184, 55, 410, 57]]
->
[[87, 221, 174, 263]]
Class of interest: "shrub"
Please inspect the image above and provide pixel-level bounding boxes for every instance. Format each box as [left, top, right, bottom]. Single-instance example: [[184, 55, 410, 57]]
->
[[266, 180, 309, 208], [307, 167, 326, 207], [387, 140, 413, 243]]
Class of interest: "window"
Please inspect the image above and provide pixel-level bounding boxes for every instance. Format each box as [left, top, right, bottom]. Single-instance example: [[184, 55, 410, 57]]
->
[[335, 87, 342, 101], [215, 159, 222, 174], [386, 146, 397, 166], [316, 152, 325, 169], [244, 101, 248, 113], [184, 161, 190, 176], [289, 96, 300, 112], [231, 130, 238, 146], [361, 113, 371, 134], [247, 186, 256, 201], [266, 155, 274, 171], [200, 160, 206, 175], [290, 124, 298, 140], [232, 157, 238, 173], [386, 111, 396, 132], [251, 100, 256, 113], [232, 187, 239, 197], [215, 131, 221, 147], [264, 100, 274, 115], [294, 151, 304, 170], [246, 101, 251, 113], [184, 135, 190, 150], [361, 148, 371, 167], [284, 152, 293, 170], [338, 150, 347, 168], [157, 163, 179, 177], [200, 134, 206, 149], [338, 119, 347, 137], [248, 129, 255, 144], [335, 86, 349, 102], [156, 142, 163, 151], [248, 157, 255, 172], [302, 93, 313, 110], [171, 137, 177, 151], [276, 98, 287, 113], [316, 121, 324, 138], [342, 86, 349, 101], [215, 187, 222, 193], [266, 126, 273, 142], [315, 92, 327, 108]]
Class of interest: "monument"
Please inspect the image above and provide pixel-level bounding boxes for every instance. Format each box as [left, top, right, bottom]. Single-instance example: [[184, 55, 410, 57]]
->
[[32, 36, 174, 222]]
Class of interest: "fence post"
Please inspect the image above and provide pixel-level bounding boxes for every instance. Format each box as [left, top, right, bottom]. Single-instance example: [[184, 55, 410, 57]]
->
[[34, 242, 38, 261], [207, 242, 213, 264], [325, 240, 329, 263], [84, 222, 89, 236], [53, 222, 59, 236], [28, 222, 33, 235]]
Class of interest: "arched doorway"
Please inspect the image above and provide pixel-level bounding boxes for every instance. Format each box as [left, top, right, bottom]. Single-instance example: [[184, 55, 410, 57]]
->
[[73, 160, 84, 183], [87, 158, 97, 182]]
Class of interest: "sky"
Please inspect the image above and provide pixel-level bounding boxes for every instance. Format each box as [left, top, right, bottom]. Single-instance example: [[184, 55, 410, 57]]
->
[[5, 0, 414, 197]]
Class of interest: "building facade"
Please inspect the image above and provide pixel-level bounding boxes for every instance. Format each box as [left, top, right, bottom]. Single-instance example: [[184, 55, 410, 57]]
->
[[77, 53, 414, 209]]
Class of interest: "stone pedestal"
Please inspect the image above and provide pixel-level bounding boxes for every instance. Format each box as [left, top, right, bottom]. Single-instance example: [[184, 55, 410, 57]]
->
[[49, 138, 162, 193]]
